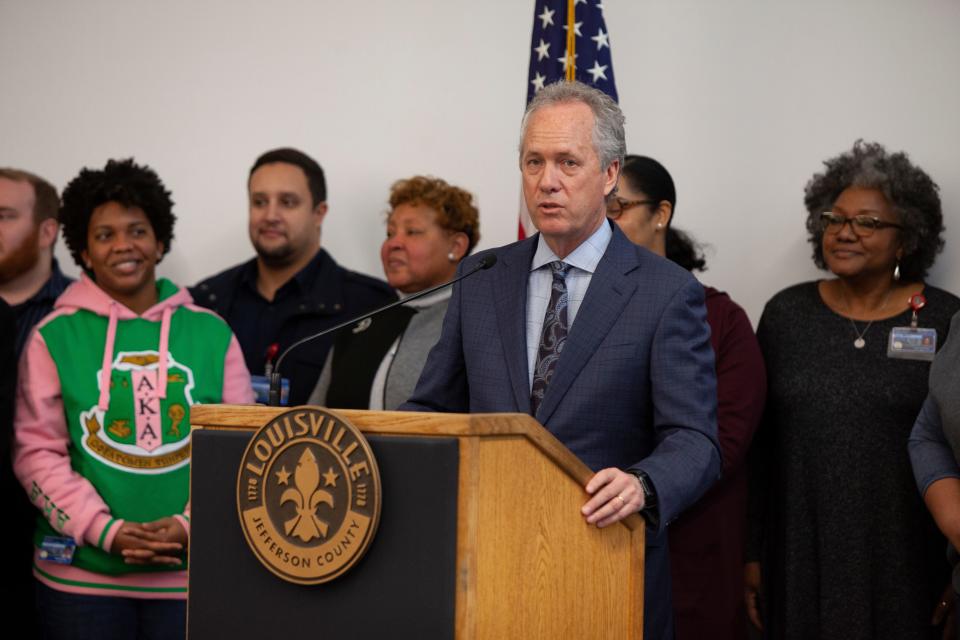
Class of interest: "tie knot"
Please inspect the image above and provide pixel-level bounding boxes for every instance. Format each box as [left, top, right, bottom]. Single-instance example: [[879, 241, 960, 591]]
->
[[549, 261, 570, 280]]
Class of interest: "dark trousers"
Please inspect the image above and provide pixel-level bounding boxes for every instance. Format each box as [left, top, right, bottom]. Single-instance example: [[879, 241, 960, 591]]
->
[[36, 582, 185, 640]]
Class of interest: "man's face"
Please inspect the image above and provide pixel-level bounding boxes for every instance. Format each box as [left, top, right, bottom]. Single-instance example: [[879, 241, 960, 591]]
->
[[0, 177, 42, 284], [520, 101, 619, 257], [248, 162, 326, 267]]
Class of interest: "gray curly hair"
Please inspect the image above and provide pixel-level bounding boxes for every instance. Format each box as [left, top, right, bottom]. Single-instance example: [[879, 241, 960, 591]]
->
[[804, 140, 944, 281]]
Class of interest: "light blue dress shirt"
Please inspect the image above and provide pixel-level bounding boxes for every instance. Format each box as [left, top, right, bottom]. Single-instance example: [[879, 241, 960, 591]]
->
[[526, 220, 613, 390]]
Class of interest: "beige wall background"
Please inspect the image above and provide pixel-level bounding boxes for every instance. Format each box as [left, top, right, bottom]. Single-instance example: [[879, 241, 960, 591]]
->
[[3, 0, 958, 323]]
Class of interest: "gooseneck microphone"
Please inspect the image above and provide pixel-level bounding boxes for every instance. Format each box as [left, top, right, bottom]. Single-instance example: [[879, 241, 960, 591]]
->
[[267, 254, 498, 406]]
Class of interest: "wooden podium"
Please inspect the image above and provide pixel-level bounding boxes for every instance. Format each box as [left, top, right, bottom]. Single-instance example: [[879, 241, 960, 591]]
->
[[187, 405, 645, 639]]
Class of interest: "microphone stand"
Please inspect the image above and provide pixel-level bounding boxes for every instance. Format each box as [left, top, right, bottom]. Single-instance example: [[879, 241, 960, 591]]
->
[[267, 254, 497, 406]]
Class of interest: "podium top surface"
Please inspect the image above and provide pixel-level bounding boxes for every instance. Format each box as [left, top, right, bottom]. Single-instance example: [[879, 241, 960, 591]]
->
[[193, 404, 539, 438], [190, 404, 644, 532]]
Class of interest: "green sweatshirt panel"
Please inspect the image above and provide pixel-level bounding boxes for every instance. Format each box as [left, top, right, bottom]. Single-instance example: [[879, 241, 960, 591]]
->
[[34, 296, 234, 576]]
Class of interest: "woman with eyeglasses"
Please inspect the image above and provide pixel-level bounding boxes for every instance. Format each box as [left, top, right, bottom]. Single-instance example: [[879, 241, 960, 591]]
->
[[609, 155, 767, 640], [746, 140, 959, 639]]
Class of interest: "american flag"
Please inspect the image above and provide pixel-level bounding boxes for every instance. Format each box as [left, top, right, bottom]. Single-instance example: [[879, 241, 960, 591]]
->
[[520, 0, 618, 238]]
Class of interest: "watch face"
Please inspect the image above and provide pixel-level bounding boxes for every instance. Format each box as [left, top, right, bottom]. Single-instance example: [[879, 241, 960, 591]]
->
[[635, 472, 656, 508]]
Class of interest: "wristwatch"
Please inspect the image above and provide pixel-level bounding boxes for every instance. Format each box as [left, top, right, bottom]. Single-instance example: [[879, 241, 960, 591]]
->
[[631, 470, 659, 527]]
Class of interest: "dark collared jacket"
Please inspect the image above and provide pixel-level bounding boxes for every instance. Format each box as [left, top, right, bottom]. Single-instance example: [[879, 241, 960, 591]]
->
[[190, 249, 395, 405], [12, 258, 73, 359]]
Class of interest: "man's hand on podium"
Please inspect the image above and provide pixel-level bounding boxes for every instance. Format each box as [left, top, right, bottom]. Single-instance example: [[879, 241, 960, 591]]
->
[[581, 468, 644, 528]]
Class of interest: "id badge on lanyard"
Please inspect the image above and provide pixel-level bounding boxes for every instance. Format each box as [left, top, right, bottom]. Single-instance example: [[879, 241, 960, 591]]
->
[[40, 536, 76, 564], [887, 293, 937, 361]]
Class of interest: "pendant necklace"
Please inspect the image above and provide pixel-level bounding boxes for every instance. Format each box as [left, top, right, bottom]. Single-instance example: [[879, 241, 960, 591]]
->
[[852, 329, 869, 349], [842, 286, 893, 349]]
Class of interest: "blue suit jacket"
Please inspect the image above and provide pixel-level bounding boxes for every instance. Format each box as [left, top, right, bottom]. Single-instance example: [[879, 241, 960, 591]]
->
[[404, 222, 720, 639]]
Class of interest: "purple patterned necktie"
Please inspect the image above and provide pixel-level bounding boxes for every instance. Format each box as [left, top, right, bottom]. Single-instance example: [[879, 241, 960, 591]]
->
[[531, 261, 571, 415]]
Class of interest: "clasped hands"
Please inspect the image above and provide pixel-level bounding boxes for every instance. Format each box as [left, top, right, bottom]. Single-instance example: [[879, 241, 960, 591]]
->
[[111, 517, 188, 565]]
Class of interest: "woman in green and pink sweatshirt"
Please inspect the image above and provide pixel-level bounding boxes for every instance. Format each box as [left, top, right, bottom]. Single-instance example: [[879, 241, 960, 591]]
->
[[14, 159, 253, 640]]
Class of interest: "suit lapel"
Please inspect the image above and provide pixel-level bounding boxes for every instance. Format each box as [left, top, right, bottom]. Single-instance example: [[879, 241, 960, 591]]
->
[[492, 237, 539, 413], [535, 227, 640, 425]]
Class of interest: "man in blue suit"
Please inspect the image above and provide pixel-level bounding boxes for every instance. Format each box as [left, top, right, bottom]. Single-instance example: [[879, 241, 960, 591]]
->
[[403, 81, 719, 639]]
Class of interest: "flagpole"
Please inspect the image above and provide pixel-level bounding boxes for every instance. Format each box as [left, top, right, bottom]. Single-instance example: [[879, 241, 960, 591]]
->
[[521, 0, 618, 239], [565, 0, 576, 81]]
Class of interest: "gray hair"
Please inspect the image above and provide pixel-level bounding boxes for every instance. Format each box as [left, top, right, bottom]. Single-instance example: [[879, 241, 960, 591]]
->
[[519, 81, 626, 171], [803, 139, 944, 281]]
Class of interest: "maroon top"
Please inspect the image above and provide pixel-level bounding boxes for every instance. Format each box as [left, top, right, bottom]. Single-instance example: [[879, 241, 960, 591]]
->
[[669, 286, 767, 640]]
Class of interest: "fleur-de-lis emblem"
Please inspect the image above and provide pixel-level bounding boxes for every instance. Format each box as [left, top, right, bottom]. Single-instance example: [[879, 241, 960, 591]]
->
[[280, 447, 334, 542]]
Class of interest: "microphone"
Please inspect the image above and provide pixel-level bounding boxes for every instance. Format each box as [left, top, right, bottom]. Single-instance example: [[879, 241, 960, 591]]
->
[[267, 253, 498, 406]]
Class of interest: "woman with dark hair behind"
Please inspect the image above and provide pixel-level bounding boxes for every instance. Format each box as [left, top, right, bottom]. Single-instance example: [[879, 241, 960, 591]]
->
[[13, 159, 253, 639], [608, 154, 766, 640], [746, 141, 959, 639]]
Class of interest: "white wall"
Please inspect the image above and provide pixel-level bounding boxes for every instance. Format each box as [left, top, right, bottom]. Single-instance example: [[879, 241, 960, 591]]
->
[[2, 0, 958, 324]]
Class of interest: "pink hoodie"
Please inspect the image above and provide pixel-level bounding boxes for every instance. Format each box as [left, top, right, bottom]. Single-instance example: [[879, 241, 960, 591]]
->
[[14, 275, 254, 598]]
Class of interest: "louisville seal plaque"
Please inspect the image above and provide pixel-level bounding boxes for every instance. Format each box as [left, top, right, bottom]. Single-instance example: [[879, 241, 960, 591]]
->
[[237, 407, 382, 584]]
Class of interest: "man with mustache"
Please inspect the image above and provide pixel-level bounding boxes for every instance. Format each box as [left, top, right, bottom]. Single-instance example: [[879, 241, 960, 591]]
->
[[192, 149, 394, 405]]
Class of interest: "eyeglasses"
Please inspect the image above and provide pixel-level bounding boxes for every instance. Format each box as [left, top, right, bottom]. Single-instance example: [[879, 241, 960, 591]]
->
[[606, 197, 656, 219], [819, 212, 904, 237]]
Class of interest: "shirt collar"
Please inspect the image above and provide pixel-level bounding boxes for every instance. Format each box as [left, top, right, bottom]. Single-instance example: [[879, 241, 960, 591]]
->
[[240, 249, 327, 297], [291, 248, 327, 289], [238, 259, 259, 290], [29, 258, 72, 305], [530, 218, 612, 274]]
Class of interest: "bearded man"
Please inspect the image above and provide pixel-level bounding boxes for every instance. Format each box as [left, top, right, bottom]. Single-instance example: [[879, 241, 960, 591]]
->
[[0, 168, 72, 358]]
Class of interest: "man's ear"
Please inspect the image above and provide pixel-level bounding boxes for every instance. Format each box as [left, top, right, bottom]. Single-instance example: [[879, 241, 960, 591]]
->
[[313, 202, 329, 229], [38, 218, 59, 251], [603, 159, 620, 197]]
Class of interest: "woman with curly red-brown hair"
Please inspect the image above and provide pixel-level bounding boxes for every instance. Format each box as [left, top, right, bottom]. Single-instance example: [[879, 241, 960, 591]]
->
[[308, 175, 480, 410]]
